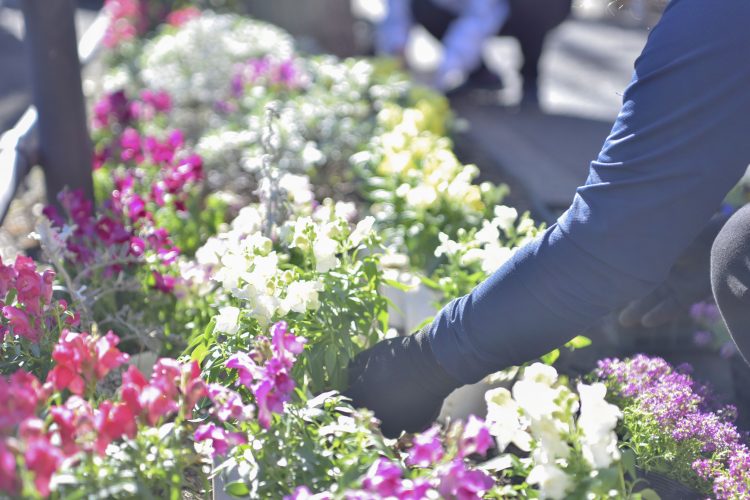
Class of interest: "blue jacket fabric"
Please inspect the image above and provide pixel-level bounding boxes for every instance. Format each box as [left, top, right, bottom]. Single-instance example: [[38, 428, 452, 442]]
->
[[429, 0, 750, 384]]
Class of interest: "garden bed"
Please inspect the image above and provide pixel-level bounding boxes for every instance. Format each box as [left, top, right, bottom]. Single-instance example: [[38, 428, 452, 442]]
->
[[0, 2, 749, 499]]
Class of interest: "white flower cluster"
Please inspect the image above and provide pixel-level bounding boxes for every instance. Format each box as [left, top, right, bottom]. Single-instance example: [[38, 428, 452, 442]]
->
[[196, 181, 376, 329], [434, 206, 538, 276], [140, 12, 294, 111], [485, 363, 622, 500], [193, 56, 411, 189]]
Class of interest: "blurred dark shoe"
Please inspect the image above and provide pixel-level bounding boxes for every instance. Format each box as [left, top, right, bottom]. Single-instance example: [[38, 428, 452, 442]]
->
[[446, 64, 504, 99], [519, 81, 540, 109]]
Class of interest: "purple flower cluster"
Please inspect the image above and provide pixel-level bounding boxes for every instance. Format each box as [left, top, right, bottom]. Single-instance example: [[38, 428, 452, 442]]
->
[[226, 321, 306, 429], [44, 188, 182, 294], [230, 57, 305, 99], [45, 88, 209, 294], [93, 89, 172, 133], [689, 300, 736, 358], [287, 416, 495, 499], [596, 355, 750, 498]]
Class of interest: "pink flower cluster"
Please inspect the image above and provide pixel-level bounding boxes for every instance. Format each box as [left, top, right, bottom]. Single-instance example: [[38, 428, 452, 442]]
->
[[226, 321, 306, 429], [287, 416, 495, 500], [0, 326, 212, 498], [93, 89, 172, 133], [0, 330, 129, 497], [44, 188, 181, 294], [104, 0, 199, 48], [0, 256, 79, 349]]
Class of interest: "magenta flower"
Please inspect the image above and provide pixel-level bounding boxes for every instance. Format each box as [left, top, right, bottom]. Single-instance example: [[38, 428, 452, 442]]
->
[[208, 384, 254, 422], [24, 436, 64, 497], [47, 330, 129, 396], [3, 306, 39, 342], [94, 400, 137, 455], [407, 425, 444, 467], [361, 458, 403, 497], [459, 415, 493, 458], [0, 440, 18, 495], [437, 459, 494, 500], [194, 423, 246, 457], [226, 351, 260, 388], [0, 370, 43, 434], [119, 127, 143, 163]]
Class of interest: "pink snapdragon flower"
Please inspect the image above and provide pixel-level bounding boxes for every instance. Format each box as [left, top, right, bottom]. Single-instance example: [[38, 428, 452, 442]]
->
[[226, 322, 306, 428], [94, 400, 137, 455], [47, 330, 129, 396], [437, 459, 495, 500], [0, 441, 18, 495], [208, 384, 254, 422], [2, 306, 38, 342], [50, 396, 94, 456], [360, 458, 403, 497], [0, 370, 43, 434], [458, 415, 493, 458], [407, 425, 444, 467], [24, 436, 64, 497], [194, 423, 246, 458]]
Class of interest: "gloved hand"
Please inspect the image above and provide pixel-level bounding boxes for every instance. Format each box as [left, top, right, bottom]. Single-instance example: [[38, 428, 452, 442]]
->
[[344, 327, 462, 438], [618, 213, 730, 328]]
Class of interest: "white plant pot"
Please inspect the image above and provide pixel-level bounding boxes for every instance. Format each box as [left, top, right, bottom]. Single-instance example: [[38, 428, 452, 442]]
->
[[381, 281, 440, 334]]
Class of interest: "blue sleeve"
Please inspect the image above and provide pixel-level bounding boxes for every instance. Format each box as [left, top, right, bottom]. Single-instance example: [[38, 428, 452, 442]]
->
[[429, 0, 750, 384]]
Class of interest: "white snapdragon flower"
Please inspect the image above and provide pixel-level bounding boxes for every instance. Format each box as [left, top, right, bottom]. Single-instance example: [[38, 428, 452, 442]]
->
[[282, 280, 323, 314], [405, 185, 438, 209], [214, 306, 241, 335], [349, 216, 375, 248], [334, 201, 358, 222], [522, 363, 559, 385], [493, 206, 519, 232], [527, 464, 572, 500], [216, 251, 247, 291], [577, 383, 622, 468], [242, 233, 273, 256], [251, 294, 281, 327], [459, 247, 484, 267], [475, 220, 500, 245], [517, 217, 537, 235], [529, 416, 572, 464], [434, 232, 461, 258], [313, 236, 339, 273], [278, 173, 315, 206], [512, 380, 563, 422], [485, 388, 532, 452], [196, 237, 227, 268], [291, 217, 313, 250], [231, 205, 264, 235]]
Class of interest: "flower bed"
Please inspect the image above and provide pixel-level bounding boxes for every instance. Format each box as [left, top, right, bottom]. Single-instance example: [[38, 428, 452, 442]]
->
[[0, 3, 748, 499]]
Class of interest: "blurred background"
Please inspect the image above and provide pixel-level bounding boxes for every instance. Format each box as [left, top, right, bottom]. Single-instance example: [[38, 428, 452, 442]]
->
[[0, 0, 667, 256]]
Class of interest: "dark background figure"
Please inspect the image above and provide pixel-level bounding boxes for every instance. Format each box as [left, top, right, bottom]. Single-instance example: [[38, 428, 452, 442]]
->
[[377, 0, 572, 104]]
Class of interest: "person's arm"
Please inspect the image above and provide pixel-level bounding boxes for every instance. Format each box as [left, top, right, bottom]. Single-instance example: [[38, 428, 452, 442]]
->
[[429, 0, 750, 382], [375, 0, 412, 57], [347, 0, 750, 435], [433, 0, 509, 89]]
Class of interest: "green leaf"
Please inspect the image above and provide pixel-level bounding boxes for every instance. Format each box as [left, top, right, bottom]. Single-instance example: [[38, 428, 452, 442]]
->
[[621, 448, 637, 479], [224, 481, 250, 497], [638, 488, 661, 500], [565, 335, 592, 350], [382, 278, 413, 292], [540, 349, 560, 365]]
